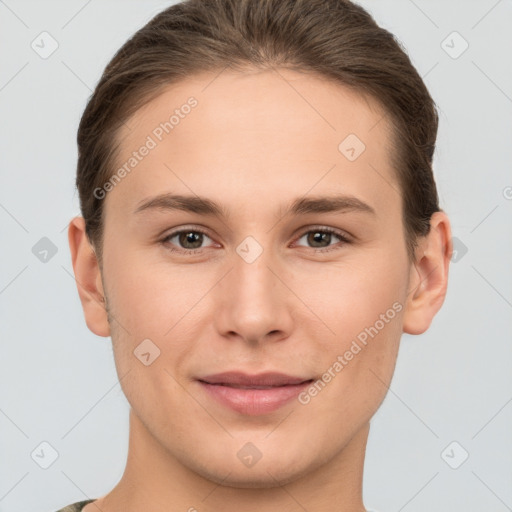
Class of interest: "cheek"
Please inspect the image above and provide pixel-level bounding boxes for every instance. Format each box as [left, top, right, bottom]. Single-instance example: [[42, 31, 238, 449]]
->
[[105, 249, 201, 335], [105, 253, 214, 383], [298, 254, 405, 399], [105, 260, 196, 412], [293, 250, 406, 339], [300, 305, 403, 428]]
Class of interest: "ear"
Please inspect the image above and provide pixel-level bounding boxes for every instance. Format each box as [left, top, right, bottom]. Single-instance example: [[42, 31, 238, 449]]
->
[[68, 216, 110, 337], [402, 211, 453, 335]]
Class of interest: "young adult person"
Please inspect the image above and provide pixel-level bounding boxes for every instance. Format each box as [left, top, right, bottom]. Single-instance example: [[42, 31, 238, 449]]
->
[[62, 0, 452, 510]]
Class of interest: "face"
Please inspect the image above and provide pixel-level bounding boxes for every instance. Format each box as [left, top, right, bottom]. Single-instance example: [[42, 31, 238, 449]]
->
[[81, 68, 425, 487]]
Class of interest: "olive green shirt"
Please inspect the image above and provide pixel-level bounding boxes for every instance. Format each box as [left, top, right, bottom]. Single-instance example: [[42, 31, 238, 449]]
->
[[54, 498, 380, 511], [55, 499, 96, 511]]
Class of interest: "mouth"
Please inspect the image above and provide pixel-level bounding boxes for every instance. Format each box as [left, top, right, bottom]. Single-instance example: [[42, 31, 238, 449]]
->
[[196, 371, 314, 415], [197, 370, 313, 387], [200, 382, 313, 389]]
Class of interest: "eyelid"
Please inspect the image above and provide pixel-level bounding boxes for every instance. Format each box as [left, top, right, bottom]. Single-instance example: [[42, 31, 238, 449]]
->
[[160, 225, 217, 252], [293, 225, 353, 242], [161, 224, 213, 238], [290, 225, 352, 252], [161, 224, 353, 253]]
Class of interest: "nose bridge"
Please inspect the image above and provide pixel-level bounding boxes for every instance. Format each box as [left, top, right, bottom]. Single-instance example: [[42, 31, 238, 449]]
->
[[231, 239, 279, 310], [214, 235, 292, 342]]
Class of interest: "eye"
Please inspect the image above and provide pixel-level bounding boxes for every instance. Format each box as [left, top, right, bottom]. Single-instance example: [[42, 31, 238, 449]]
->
[[161, 228, 216, 253], [160, 225, 352, 255], [293, 226, 351, 252]]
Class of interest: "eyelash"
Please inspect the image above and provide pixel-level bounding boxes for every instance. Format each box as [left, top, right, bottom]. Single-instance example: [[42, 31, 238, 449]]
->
[[160, 226, 352, 255]]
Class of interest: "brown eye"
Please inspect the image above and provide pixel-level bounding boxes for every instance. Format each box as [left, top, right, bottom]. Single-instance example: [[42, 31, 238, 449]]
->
[[177, 231, 204, 249], [295, 227, 351, 252], [306, 231, 333, 248], [161, 229, 214, 253]]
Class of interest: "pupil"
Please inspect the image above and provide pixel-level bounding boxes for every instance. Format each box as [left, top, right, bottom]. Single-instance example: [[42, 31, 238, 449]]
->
[[309, 231, 330, 248], [180, 232, 203, 249], [177, 231, 332, 250]]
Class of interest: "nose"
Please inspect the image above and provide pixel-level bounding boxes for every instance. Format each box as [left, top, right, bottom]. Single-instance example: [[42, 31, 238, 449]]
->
[[213, 242, 295, 345]]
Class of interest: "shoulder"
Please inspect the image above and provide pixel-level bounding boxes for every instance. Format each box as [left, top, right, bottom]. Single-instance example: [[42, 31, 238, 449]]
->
[[53, 499, 96, 512]]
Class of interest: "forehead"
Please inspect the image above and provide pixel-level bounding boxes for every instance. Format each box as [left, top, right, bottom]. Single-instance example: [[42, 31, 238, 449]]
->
[[119, 67, 392, 151], [107, 68, 399, 219]]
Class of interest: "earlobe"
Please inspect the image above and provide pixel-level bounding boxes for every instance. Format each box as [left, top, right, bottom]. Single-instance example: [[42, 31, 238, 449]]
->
[[68, 216, 111, 337], [402, 211, 453, 335]]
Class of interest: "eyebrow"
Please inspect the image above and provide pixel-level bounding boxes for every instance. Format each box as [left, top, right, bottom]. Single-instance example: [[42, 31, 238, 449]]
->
[[133, 193, 376, 218]]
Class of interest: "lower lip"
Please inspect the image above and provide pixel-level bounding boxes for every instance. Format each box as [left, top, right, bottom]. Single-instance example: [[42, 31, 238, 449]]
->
[[197, 380, 312, 415]]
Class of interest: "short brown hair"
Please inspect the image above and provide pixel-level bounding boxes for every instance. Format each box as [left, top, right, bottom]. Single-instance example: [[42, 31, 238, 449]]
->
[[76, 0, 441, 264]]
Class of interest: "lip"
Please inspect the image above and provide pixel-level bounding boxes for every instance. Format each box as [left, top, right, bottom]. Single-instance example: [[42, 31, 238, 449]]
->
[[196, 371, 313, 415]]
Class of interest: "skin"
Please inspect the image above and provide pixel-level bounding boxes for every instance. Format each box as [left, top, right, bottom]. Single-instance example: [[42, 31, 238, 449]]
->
[[68, 67, 452, 512]]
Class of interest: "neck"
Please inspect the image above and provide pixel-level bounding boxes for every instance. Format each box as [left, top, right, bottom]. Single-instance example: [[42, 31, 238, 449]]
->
[[98, 408, 369, 512]]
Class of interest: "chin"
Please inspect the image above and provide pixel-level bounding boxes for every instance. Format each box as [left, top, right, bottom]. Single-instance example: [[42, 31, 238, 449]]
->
[[189, 452, 313, 489], [198, 467, 303, 489]]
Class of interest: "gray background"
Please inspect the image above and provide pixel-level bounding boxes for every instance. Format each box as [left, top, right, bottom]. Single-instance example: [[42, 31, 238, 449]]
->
[[1, 1, 511, 511]]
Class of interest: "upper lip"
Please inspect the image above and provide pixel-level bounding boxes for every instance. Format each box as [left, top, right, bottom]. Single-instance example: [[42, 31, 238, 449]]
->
[[198, 371, 312, 387]]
